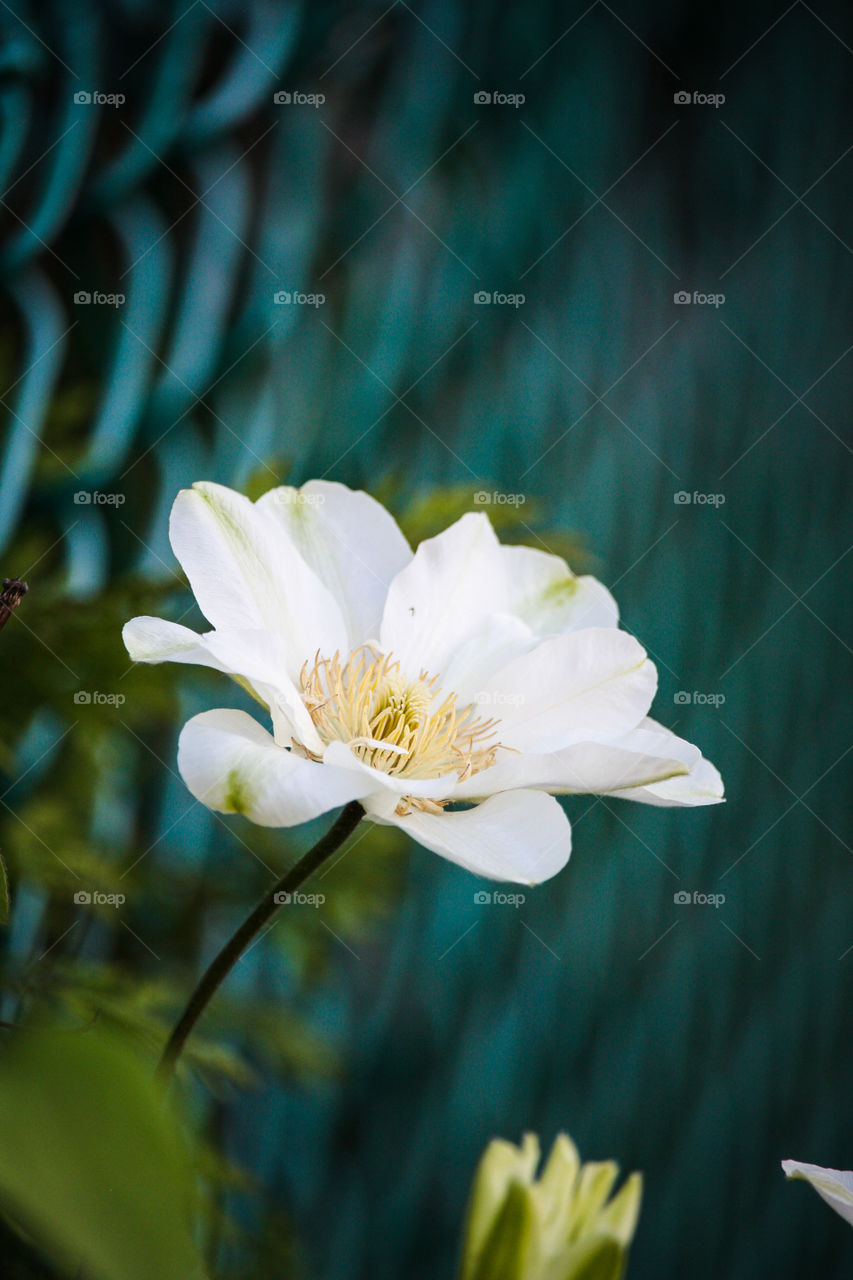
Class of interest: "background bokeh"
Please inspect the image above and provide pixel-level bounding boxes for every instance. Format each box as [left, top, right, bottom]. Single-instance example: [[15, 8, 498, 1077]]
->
[[1, 1, 852, 1276]]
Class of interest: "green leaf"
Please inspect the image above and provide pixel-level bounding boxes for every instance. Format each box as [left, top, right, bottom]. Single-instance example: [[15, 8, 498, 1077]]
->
[[0, 854, 8, 924], [0, 1029, 206, 1280]]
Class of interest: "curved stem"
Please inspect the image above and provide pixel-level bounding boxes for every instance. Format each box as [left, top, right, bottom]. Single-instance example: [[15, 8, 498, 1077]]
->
[[156, 801, 364, 1086]]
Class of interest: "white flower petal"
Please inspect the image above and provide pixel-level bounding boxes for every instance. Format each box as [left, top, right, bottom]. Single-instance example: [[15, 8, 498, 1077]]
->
[[374, 790, 571, 884], [265, 682, 325, 757], [123, 616, 224, 667], [609, 717, 701, 766], [169, 482, 347, 675], [503, 545, 619, 634], [452, 738, 691, 801], [322, 739, 459, 817], [477, 629, 657, 754], [123, 616, 283, 690], [122, 618, 324, 754], [380, 512, 508, 677], [601, 721, 722, 805], [609, 754, 724, 807], [257, 480, 411, 646], [438, 613, 536, 704], [782, 1161, 853, 1227], [177, 709, 372, 827], [452, 718, 723, 805]]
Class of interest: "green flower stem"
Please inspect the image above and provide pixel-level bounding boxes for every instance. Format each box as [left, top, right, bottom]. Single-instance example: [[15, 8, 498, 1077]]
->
[[156, 800, 365, 1085]]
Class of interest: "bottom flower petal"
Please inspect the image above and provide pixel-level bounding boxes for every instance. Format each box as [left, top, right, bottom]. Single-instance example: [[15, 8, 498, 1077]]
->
[[177, 709, 373, 827], [371, 790, 571, 884]]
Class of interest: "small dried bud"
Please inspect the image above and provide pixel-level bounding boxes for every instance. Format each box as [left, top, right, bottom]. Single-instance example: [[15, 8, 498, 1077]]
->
[[0, 579, 28, 631]]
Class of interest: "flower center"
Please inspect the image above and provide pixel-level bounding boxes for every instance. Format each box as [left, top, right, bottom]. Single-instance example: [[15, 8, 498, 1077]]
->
[[299, 647, 501, 795]]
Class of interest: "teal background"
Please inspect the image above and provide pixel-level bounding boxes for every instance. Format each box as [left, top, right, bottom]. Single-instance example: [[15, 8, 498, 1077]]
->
[[1, 1, 852, 1276]]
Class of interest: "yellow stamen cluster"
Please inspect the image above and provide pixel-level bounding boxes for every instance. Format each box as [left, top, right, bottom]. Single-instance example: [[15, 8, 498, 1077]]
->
[[299, 647, 501, 810]]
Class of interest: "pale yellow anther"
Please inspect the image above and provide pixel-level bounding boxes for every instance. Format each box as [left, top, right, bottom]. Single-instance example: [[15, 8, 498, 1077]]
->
[[299, 647, 501, 813]]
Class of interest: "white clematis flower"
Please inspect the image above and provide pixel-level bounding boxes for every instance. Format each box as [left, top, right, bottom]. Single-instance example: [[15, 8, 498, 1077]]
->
[[123, 481, 723, 884]]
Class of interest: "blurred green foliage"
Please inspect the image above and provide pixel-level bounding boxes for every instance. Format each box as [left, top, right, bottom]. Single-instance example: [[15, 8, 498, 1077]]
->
[[0, 1029, 205, 1280], [0, 854, 8, 925]]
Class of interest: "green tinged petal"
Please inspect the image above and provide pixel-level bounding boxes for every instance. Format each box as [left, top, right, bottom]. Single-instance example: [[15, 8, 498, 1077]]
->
[[458, 1134, 641, 1280], [460, 1135, 541, 1280], [471, 1181, 544, 1280], [535, 1134, 581, 1254], [595, 1173, 643, 1245], [567, 1162, 620, 1241], [558, 1235, 626, 1280]]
